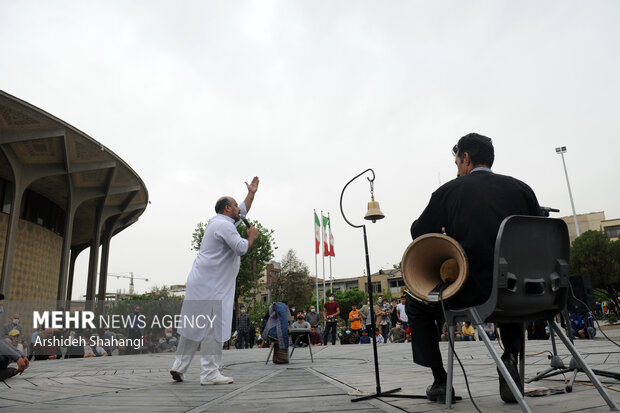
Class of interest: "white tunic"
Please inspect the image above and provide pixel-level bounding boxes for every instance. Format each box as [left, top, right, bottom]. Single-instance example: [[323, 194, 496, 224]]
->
[[178, 203, 248, 342]]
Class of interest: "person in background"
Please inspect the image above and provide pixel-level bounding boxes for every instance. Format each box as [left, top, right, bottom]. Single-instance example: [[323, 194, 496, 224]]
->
[[348, 304, 362, 337], [323, 293, 340, 346]]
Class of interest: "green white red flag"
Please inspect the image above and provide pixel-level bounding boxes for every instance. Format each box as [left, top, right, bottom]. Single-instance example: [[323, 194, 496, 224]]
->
[[322, 214, 330, 256], [314, 211, 321, 254], [329, 225, 335, 257]]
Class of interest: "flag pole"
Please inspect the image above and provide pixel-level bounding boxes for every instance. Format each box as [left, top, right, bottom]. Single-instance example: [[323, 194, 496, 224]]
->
[[321, 210, 326, 306], [314, 209, 319, 312], [328, 212, 333, 292]]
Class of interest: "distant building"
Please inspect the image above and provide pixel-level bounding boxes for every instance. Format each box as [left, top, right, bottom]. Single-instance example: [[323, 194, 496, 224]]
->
[[0, 90, 148, 333], [602, 218, 620, 241], [169, 284, 186, 297], [317, 268, 406, 298], [560, 211, 620, 242]]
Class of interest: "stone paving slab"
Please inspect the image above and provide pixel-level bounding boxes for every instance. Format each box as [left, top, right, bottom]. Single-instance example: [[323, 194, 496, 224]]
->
[[2, 333, 620, 412]]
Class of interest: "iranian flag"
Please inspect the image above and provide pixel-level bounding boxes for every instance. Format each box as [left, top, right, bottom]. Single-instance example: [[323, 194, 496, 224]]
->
[[322, 214, 330, 257], [329, 226, 335, 257], [314, 211, 321, 254]]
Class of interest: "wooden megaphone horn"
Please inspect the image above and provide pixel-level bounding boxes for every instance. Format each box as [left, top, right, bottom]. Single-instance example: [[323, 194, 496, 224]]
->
[[401, 233, 468, 302]]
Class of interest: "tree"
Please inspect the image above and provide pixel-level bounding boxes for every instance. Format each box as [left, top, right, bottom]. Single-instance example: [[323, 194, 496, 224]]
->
[[191, 219, 276, 313], [271, 249, 313, 309], [571, 230, 620, 307], [333, 288, 367, 324]]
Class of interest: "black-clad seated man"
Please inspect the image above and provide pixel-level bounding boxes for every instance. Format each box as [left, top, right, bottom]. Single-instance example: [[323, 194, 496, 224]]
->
[[405, 133, 540, 403]]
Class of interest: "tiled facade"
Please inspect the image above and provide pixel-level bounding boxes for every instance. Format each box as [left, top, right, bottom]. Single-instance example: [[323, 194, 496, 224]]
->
[[0, 211, 62, 335]]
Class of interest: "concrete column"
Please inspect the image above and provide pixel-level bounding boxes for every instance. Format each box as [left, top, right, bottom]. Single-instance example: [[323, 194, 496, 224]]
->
[[0, 179, 25, 296], [65, 244, 87, 310], [85, 204, 104, 311], [57, 191, 76, 304], [96, 229, 112, 316]]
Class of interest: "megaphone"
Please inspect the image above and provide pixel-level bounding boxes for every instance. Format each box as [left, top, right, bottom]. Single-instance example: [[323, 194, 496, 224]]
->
[[401, 233, 469, 302]]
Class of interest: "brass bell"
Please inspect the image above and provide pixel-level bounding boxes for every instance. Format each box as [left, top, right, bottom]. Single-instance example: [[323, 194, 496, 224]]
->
[[364, 193, 385, 223]]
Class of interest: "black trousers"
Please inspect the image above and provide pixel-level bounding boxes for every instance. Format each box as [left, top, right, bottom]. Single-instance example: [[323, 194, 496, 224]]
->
[[323, 321, 338, 345], [405, 295, 522, 369]]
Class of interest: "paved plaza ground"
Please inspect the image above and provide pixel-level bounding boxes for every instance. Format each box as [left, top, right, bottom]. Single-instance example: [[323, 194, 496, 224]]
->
[[2, 329, 620, 413]]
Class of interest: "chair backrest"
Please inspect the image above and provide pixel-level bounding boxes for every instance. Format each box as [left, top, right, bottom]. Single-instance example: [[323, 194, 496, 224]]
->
[[473, 215, 570, 324]]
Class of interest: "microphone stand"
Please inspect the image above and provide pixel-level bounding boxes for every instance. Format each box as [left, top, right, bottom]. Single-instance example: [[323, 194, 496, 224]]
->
[[341, 169, 425, 402]]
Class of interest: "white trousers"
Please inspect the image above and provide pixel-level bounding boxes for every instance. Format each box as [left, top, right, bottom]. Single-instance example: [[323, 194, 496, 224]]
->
[[171, 332, 222, 382]]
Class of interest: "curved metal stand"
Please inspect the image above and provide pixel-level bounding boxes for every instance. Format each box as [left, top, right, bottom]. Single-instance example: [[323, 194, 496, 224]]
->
[[341, 168, 411, 402]]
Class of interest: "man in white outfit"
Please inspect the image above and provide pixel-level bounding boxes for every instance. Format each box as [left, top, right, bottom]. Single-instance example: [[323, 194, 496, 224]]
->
[[170, 177, 259, 385]]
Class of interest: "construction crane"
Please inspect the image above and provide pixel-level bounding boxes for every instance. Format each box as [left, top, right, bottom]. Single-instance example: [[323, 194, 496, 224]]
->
[[107, 272, 149, 295]]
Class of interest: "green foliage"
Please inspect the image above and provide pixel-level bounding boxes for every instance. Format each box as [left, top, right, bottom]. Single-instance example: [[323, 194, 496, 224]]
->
[[249, 299, 269, 326], [571, 230, 619, 288], [271, 249, 313, 309], [571, 230, 620, 306], [333, 288, 367, 324], [191, 221, 208, 252], [191, 219, 276, 313], [606, 314, 618, 325]]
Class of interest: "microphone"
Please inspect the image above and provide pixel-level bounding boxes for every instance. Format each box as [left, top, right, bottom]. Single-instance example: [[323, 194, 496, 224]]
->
[[242, 217, 251, 228]]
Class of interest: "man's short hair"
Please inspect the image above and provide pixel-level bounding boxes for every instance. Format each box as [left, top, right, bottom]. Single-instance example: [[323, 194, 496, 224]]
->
[[215, 197, 232, 214], [452, 133, 495, 168]]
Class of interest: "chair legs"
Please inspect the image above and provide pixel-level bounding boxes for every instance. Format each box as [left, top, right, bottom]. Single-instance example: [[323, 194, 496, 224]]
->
[[549, 321, 619, 411], [445, 310, 531, 413], [288, 333, 314, 363]]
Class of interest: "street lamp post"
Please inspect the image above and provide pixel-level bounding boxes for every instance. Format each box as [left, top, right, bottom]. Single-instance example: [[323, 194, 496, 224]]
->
[[555, 146, 580, 237]]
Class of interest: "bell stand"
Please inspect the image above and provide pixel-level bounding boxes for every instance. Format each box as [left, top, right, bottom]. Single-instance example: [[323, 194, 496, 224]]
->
[[526, 311, 620, 393], [341, 168, 458, 403]]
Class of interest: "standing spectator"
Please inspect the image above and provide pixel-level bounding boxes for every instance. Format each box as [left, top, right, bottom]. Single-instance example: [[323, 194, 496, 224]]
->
[[126, 305, 144, 355], [235, 305, 251, 349], [2, 313, 22, 338], [390, 298, 399, 327], [306, 305, 320, 328], [376, 295, 390, 340], [306, 305, 321, 341], [348, 304, 362, 336], [396, 296, 409, 330], [360, 298, 376, 334], [462, 322, 476, 341], [388, 322, 406, 343], [323, 293, 339, 345]]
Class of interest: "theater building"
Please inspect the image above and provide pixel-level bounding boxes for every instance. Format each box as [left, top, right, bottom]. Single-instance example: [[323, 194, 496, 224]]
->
[[0, 90, 148, 317]]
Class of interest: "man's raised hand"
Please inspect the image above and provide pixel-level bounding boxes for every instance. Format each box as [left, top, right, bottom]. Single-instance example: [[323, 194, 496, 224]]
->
[[245, 176, 259, 194]]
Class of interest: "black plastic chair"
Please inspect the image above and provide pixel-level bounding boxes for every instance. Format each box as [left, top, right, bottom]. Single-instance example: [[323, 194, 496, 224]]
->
[[444, 215, 618, 413]]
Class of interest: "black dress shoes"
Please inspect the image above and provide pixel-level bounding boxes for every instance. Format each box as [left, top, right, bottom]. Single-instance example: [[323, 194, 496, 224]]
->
[[498, 352, 522, 403], [426, 382, 456, 403]]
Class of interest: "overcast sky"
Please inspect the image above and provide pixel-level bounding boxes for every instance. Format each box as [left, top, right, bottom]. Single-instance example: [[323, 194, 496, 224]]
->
[[2, 1, 619, 298]]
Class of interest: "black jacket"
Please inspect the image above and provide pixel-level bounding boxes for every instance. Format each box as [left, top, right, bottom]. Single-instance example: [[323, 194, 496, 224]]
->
[[410, 170, 540, 306]]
